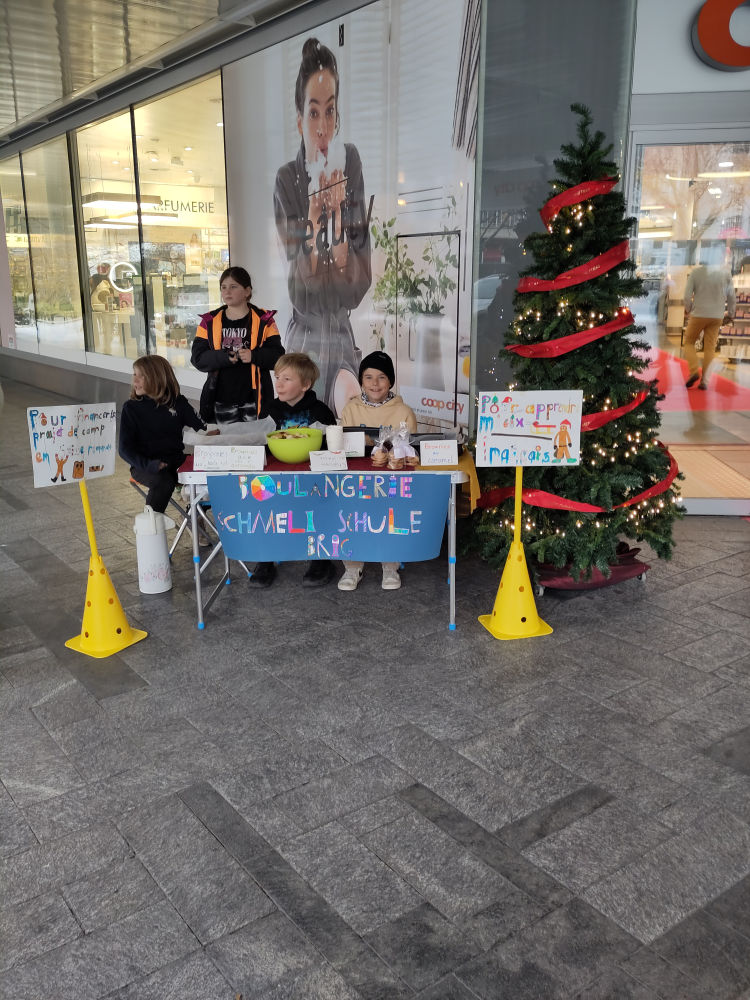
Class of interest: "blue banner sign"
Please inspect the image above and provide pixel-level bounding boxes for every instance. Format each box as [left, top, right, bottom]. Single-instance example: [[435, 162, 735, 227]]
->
[[208, 471, 451, 562]]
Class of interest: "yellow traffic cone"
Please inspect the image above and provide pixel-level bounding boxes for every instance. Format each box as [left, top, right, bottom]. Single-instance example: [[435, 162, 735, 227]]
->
[[479, 541, 553, 640], [66, 554, 147, 658]]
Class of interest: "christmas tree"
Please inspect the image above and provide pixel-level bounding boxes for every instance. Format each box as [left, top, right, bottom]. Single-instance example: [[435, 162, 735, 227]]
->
[[467, 105, 683, 581]]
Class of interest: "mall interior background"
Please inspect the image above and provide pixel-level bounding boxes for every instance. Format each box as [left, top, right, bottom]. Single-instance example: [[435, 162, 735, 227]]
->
[[0, 0, 748, 510]]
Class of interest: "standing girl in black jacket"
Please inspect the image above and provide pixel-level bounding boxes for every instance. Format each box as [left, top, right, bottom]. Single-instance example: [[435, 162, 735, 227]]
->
[[191, 266, 284, 423]]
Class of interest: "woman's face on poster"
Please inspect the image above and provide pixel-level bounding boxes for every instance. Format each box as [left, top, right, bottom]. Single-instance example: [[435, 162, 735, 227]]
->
[[297, 69, 337, 160]]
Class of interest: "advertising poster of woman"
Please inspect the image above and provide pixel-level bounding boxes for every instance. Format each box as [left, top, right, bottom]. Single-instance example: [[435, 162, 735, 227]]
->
[[222, 0, 478, 425], [273, 37, 372, 416]]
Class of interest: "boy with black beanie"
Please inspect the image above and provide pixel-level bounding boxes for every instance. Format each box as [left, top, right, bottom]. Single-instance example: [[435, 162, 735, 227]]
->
[[340, 351, 417, 439], [339, 351, 417, 591]]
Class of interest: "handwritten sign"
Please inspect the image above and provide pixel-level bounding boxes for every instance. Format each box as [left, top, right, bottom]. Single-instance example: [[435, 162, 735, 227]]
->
[[476, 390, 583, 468], [309, 450, 348, 472], [208, 471, 451, 562], [420, 440, 459, 466], [343, 431, 366, 458], [194, 445, 265, 471], [27, 403, 116, 488]]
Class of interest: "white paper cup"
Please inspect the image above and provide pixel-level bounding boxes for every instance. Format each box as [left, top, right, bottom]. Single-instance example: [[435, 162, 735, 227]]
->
[[326, 425, 344, 452]]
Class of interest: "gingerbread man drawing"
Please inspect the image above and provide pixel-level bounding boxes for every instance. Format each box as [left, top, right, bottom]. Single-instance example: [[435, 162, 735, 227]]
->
[[553, 419, 573, 462], [51, 453, 68, 483]]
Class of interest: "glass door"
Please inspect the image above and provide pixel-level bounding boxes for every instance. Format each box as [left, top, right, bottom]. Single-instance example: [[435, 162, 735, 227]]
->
[[631, 141, 750, 512]]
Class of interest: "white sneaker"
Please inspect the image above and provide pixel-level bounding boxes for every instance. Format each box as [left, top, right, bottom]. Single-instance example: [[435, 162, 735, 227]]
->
[[338, 567, 363, 591], [381, 566, 401, 590]]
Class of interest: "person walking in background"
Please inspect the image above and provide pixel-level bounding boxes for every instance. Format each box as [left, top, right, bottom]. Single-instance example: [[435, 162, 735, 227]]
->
[[683, 262, 735, 390], [273, 36, 372, 417]]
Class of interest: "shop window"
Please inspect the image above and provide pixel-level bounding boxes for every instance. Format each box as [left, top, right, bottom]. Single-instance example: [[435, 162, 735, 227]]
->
[[0, 154, 36, 352], [133, 74, 229, 369], [633, 142, 750, 336], [22, 137, 85, 361], [76, 111, 147, 364], [632, 141, 750, 469]]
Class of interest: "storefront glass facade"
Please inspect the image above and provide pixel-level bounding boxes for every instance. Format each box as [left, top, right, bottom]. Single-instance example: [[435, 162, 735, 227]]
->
[[628, 139, 750, 505], [0, 73, 228, 377], [77, 110, 144, 366], [0, 153, 35, 350], [23, 137, 85, 361], [133, 75, 228, 370]]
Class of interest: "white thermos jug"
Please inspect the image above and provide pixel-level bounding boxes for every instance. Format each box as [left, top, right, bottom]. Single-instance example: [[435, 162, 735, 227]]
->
[[133, 505, 175, 594]]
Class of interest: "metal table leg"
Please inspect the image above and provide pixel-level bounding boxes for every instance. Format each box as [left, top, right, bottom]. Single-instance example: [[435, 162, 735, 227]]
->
[[187, 483, 234, 629], [188, 484, 206, 630], [448, 482, 457, 630]]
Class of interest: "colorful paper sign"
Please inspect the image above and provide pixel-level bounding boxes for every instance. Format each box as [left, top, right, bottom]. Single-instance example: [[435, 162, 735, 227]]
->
[[475, 390, 583, 468], [207, 471, 451, 562], [27, 403, 116, 488]]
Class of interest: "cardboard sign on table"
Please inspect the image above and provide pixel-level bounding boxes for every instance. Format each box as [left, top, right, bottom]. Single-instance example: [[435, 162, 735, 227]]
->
[[343, 431, 366, 457], [309, 450, 348, 472], [420, 439, 459, 467], [194, 445, 266, 471]]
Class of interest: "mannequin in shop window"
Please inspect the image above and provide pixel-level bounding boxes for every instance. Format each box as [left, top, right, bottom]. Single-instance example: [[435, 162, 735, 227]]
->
[[273, 36, 372, 418], [90, 264, 119, 355]]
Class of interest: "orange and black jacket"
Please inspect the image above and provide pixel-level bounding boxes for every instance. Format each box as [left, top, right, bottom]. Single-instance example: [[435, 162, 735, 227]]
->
[[191, 304, 284, 420]]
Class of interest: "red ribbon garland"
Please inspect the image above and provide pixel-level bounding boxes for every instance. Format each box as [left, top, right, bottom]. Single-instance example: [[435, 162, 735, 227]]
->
[[617, 447, 679, 509], [506, 309, 634, 358], [580, 390, 648, 431], [517, 240, 629, 293], [539, 177, 618, 226], [477, 444, 678, 514], [477, 486, 602, 512]]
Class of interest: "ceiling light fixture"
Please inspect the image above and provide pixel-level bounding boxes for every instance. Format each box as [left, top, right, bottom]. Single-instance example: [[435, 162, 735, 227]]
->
[[84, 217, 138, 230], [636, 230, 673, 240], [82, 192, 162, 210], [698, 170, 750, 178], [104, 211, 179, 225]]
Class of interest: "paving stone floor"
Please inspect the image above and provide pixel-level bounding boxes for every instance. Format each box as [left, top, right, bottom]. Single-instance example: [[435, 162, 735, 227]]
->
[[2, 377, 750, 999]]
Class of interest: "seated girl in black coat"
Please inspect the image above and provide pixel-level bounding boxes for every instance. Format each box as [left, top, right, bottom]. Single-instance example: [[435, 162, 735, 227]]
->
[[119, 355, 210, 513]]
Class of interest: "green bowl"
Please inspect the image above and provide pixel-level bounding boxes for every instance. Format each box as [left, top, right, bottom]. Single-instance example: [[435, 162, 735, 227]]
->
[[266, 426, 323, 464]]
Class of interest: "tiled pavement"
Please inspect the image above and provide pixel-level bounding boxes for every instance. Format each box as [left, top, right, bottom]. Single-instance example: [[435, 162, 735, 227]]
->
[[2, 377, 750, 999]]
